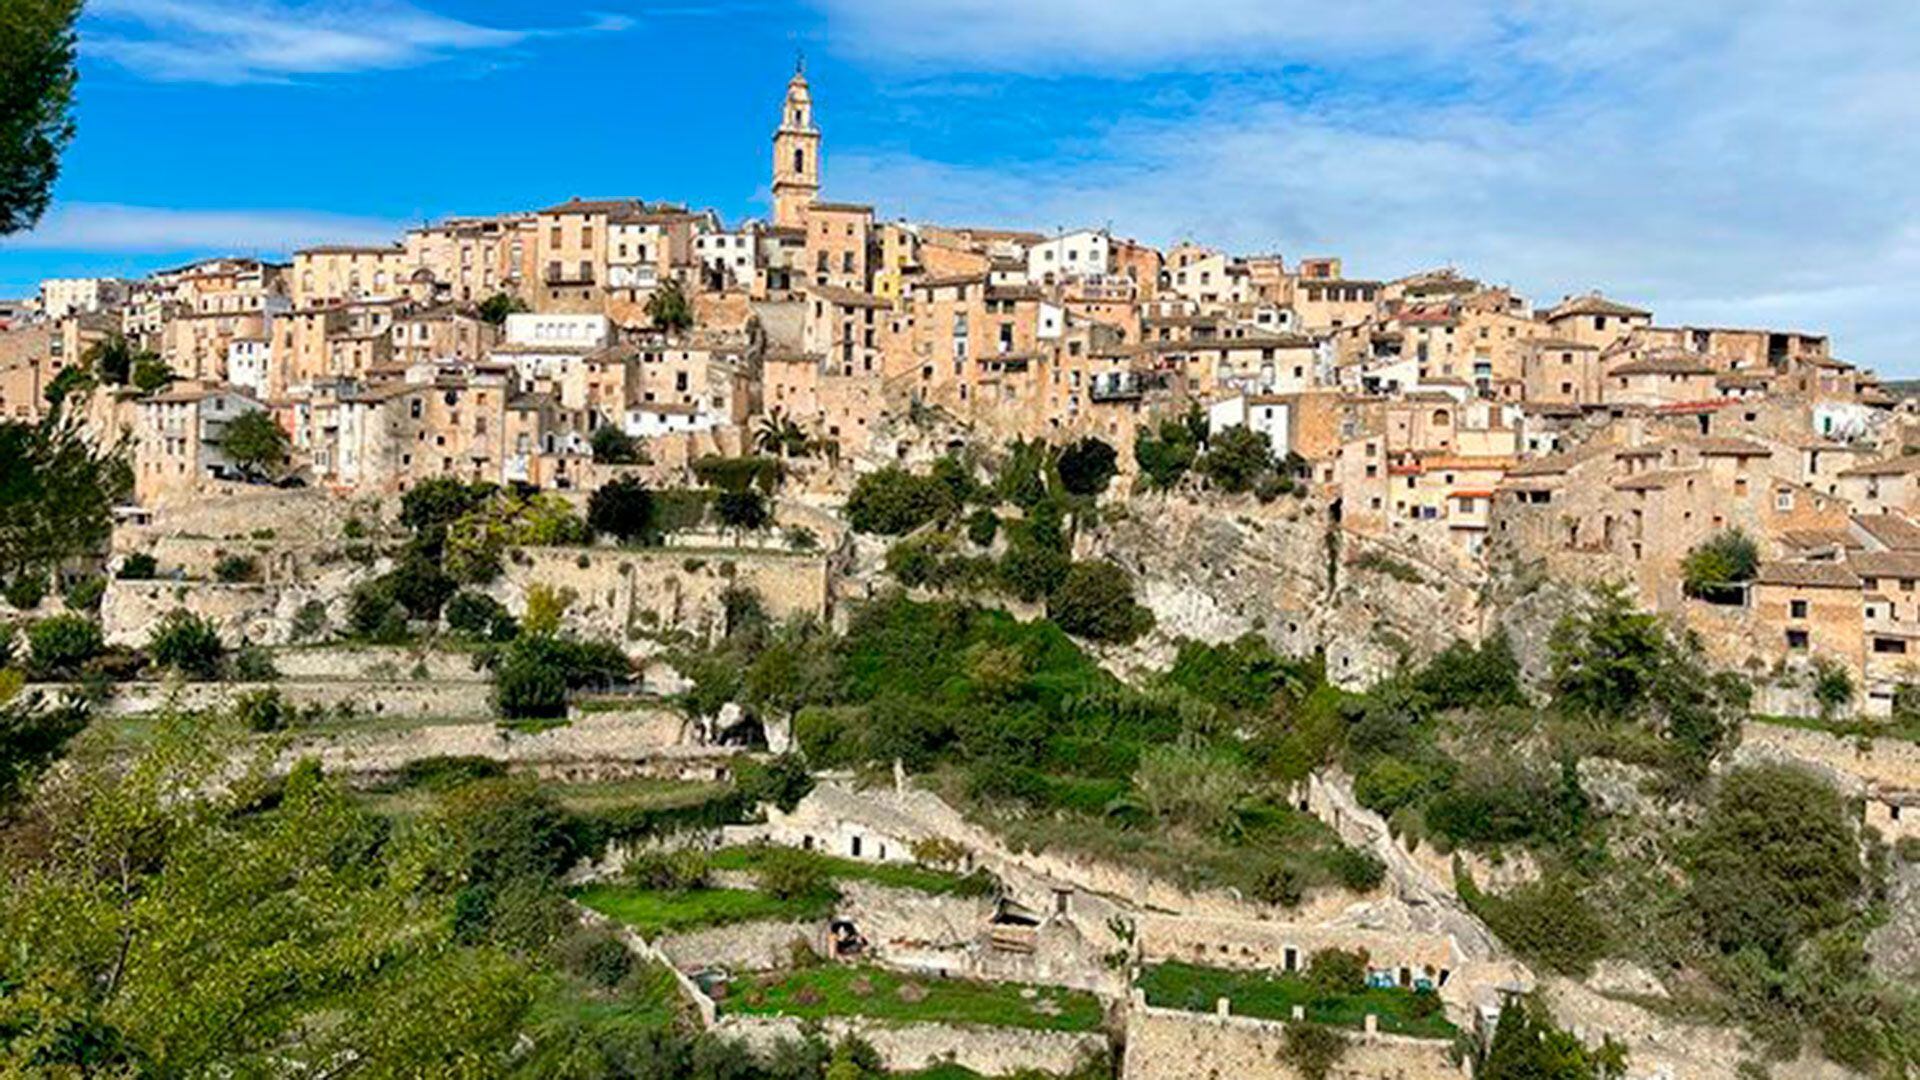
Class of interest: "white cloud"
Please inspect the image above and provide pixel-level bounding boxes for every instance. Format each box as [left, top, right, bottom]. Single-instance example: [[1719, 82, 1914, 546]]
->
[[83, 0, 630, 84], [815, 1, 1920, 373], [1, 202, 405, 253]]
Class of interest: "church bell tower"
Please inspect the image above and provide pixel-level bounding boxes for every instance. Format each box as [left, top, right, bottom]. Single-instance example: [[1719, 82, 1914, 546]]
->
[[772, 59, 821, 229]]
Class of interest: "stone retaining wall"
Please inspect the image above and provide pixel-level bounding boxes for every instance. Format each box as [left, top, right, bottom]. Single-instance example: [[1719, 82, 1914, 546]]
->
[[714, 1014, 1107, 1077], [656, 920, 822, 973], [1120, 1001, 1463, 1080]]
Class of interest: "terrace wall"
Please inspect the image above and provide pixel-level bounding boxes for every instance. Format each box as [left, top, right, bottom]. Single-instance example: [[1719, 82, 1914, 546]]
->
[[715, 1014, 1107, 1077], [1121, 1001, 1463, 1080]]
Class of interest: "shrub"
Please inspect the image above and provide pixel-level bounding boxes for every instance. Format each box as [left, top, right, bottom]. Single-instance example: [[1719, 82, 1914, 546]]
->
[[213, 554, 259, 583], [347, 576, 410, 643], [1465, 875, 1608, 977], [1049, 560, 1152, 643], [624, 848, 710, 893], [1280, 1023, 1348, 1080], [289, 599, 329, 642], [885, 533, 954, 589], [714, 489, 770, 533], [229, 645, 279, 682], [589, 425, 645, 465], [27, 615, 103, 679], [399, 755, 507, 791], [1411, 634, 1524, 711], [735, 753, 815, 813], [588, 476, 654, 544], [1353, 757, 1430, 815], [1682, 528, 1759, 600], [233, 688, 289, 732], [755, 847, 832, 901], [1691, 765, 1862, 964], [446, 591, 518, 641], [997, 539, 1070, 602], [691, 455, 782, 494], [1812, 659, 1854, 719], [559, 925, 635, 990], [1197, 424, 1276, 494], [1056, 437, 1118, 497], [62, 576, 106, 613], [965, 508, 999, 548], [845, 467, 956, 535], [1132, 744, 1250, 833], [1304, 948, 1368, 999], [148, 609, 225, 679], [117, 553, 158, 580], [4, 573, 47, 611], [1327, 846, 1387, 893], [1251, 862, 1306, 907], [1134, 414, 1201, 489]]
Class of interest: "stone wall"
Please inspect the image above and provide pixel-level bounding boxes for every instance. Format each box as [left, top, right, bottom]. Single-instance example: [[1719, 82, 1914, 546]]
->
[[98, 678, 492, 720], [656, 920, 821, 973], [1120, 1001, 1463, 1080], [493, 546, 830, 645], [714, 1014, 1108, 1078], [100, 569, 372, 648], [268, 645, 483, 682], [115, 486, 382, 550]]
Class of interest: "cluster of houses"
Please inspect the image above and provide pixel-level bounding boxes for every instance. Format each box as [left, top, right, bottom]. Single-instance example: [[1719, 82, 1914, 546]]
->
[[4, 65, 1918, 710]]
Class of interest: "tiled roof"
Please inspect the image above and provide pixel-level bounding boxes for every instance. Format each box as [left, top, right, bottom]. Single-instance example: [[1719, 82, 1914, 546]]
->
[[1853, 514, 1920, 551], [1755, 561, 1861, 588]]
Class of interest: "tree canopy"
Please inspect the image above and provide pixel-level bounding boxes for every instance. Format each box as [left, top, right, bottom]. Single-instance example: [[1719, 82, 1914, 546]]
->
[[0, 0, 81, 235], [220, 409, 289, 479], [0, 416, 129, 583]]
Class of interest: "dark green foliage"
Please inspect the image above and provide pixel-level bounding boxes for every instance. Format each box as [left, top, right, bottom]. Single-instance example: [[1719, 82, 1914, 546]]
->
[[931, 453, 984, 507], [229, 646, 279, 682], [844, 466, 956, 535], [1480, 995, 1626, 1080], [1197, 424, 1277, 494], [0, 416, 128, 583], [965, 508, 999, 548], [735, 753, 815, 813], [1691, 765, 1862, 965], [753, 847, 835, 901], [147, 609, 225, 679], [0, 687, 88, 810], [1549, 585, 1742, 774], [1305, 948, 1367, 998], [588, 476, 654, 543], [644, 278, 694, 331], [589, 425, 645, 464], [1811, 659, 1853, 718], [558, 924, 635, 990], [714, 489, 770, 532], [1682, 528, 1759, 600], [476, 291, 527, 325], [3, 572, 46, 611], [0, 0, 81, 235], [41, 364, 91, 410], [1163, 633, 1303, 714], [491, 634, 631, 720], [347, 575, 411, 643], [692, 455, 783, 494], [1460, 872, 1609, 977], [1048, 560, 1153, 643], [994, 438, 1054, 510], [1133, 413, 1202, 489], [25, 613, 99, 678], [233, 688, 289, 732], [996, 536, 1070, 602], [397, 755, 507, 791], [117, 552, 158, 580], [446, 591, 518, 641], [651, 488, 712, 534], [399, 477, 497, 553], [1056, 437, 1118, 497], [1410, 633, 1524, 711], [1280, 1022, 1348, 1080], [130, 357, 176, 395], [389, 553, 457, 622], [221, 410, 290, 479], [213, 554, 258, 583], [623, 848, 710, 892], [61, 575, 104, 612]]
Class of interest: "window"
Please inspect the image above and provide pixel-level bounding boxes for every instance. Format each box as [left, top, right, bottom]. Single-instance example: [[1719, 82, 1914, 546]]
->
[[1874, 638, 1907, 655], [1776, 490, 1794, 511], [793, 148, 805, 174], [1790, 599, 1809, 619]]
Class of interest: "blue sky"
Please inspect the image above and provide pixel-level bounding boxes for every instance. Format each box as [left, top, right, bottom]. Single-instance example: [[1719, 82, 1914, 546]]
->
[[4, 1, 1918, 374]]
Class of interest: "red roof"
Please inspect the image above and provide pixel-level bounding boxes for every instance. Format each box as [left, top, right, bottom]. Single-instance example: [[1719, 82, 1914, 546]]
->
[[1652, 398, 1737, 414]]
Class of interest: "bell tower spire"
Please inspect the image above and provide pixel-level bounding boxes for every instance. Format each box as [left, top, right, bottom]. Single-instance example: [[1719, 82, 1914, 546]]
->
[[772, 65, 821, 229]]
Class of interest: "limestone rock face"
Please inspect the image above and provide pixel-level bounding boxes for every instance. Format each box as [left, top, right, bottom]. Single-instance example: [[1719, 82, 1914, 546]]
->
[[1868, 857, 1920, 981]]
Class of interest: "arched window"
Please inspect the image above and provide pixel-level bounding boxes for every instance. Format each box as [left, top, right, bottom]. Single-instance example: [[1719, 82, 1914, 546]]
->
[[793, 148, 805, 174], [1432, 409, 1451, 426]]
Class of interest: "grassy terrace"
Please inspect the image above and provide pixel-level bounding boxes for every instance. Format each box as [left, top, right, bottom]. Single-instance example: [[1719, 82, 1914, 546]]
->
[[573, 883, 835, 937], [1137, 962, 1456, 1039], [1750, 712, 1920, 745], [357, 775, 726, 821], [724, 964, 1103, 1033], [706, 844, 989, 896]]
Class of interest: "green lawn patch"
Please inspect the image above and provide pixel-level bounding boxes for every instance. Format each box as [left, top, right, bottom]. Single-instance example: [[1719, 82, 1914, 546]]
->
[[527, 959, 687, 1033], [573, 883, 834, 937], [725, 964, 1103, 1033], [706, 844, 987, 897], [1137, 962, 1455, 1039]]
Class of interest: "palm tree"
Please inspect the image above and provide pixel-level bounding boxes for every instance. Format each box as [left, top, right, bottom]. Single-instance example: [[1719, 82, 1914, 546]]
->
[[754, 409, 808, 459]]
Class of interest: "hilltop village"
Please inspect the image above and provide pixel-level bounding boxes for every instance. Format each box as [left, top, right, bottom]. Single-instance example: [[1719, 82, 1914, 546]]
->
[[1, 68, 1917, 1080]]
